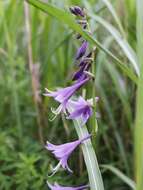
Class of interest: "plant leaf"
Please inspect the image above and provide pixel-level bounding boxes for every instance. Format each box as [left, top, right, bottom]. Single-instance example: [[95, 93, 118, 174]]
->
[[101, 0, 125, 36], [101, 165, 136, 189], [88, 13, 139, 76], [135, 0, 143, 189]]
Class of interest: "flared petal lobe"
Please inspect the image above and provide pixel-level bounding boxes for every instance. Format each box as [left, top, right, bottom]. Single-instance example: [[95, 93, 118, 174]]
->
[[46, 134, 91, 173], [67, 97, 93, 126], [47, 181, 89, 190]]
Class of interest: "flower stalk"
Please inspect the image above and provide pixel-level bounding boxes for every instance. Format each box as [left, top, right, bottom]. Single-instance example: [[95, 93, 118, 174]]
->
[[91, 48, 98, 140], [67, 106, 104, 190]]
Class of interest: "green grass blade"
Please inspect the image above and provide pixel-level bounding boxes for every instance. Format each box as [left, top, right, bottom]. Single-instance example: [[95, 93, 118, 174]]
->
[[88, 14, 139, 76], [96, 37, 131, 174], [135, 0, 143, 189], [67, 107, 104, 190], [26, 0, 138, 84], [101, 0, 125, 37], [2, 3, 23, 140], [101, 165, 136, 189]]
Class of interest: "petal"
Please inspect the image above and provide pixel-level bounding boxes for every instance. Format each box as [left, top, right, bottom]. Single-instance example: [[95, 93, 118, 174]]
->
[[46, 142, 59, 151], [81, 108, 92, 126], [76, 41, 88, 60], [54, 78, 89, 104], [72, 66, 85, 81], [53, 141, 80, 158], [67, 96, 88, 110], [67, 107, 86, 120], [60, 157, 73, 173], [47, 181, 89, 190], [67, 97, 92, 126]]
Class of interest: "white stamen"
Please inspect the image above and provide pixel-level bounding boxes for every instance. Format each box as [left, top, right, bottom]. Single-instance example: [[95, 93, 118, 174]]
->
[[48, 162, 61, 177], [49, 114, 58, 122], [87, 97, 99, 106], [84, 71, 95, 78], [83, 57, 94, 62], [44, 88, 54, 93], [76, 19, 87, 24], [51, 104, 63, 115]]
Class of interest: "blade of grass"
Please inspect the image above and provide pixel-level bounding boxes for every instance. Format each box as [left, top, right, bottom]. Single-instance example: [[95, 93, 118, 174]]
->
[[100, 0, 125, 37], [105, 62, 132, 124], [96, 36, 131, 175], [2, 2, 23, 140], [24, 1, 44, 144], [26, 0, 138, 84], [88, 13, 139, 76], [135, 0, 143, 190], [101, 165, 136, 189]]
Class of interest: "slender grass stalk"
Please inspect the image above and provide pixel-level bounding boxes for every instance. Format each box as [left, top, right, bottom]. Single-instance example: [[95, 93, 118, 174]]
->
[[2, 12, 22, 140], [101, 165, 136, 189], [91, 49, 98, 141], [89, 13, 139, 76], [101, 0, 126, 38], [135, 0, 143, 189], [24, 1, 44, 144]]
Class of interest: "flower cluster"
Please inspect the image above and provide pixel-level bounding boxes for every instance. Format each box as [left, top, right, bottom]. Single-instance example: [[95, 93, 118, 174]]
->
[[44, 6, 98, 190]]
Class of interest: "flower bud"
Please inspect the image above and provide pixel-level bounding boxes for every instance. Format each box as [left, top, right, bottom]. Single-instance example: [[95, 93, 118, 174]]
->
[[69, 6, 85, 17]]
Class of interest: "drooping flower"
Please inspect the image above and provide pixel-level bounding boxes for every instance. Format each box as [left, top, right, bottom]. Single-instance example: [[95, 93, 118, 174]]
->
[[46, 134, 91, 173], [72, 63, 91, 81], [47, 182, 89, 190], [67, 96, 99, 126], [69, 6, 85, 17], [76, 41, 88, 60], [44, 78, 90, 116]]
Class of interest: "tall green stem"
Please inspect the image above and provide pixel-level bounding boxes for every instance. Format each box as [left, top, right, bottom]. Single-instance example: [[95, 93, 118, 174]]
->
[[68, 106, 104, 190], [3, 17, 22, 140], [135, 0, 143, 189], [91, 49, 98, 138]]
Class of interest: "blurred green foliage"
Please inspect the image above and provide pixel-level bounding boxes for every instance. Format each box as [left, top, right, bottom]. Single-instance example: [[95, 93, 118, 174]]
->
[[0, 0, 137, 189]]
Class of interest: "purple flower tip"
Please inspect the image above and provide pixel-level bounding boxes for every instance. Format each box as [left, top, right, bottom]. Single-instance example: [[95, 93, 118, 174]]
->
[[45, 134, 91, 173], [67, 97, 93, 126], [47, 182, 89, 190], [76, 41, 88, 60], [69, 6, 85, 17]]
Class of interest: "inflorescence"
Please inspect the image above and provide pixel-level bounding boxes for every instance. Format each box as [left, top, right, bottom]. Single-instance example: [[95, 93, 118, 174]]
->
[[44, 6, 98, 190]]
